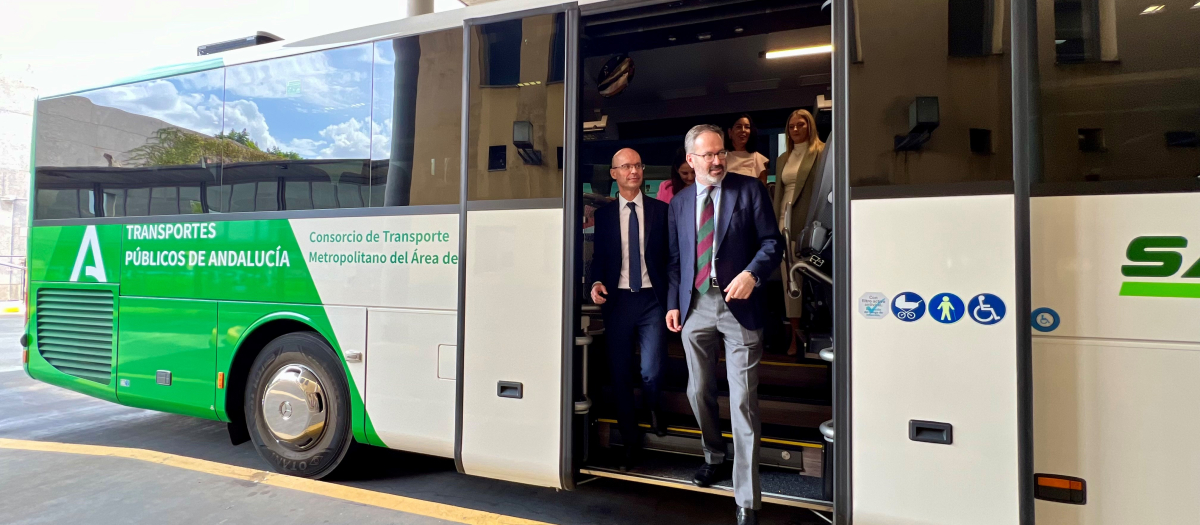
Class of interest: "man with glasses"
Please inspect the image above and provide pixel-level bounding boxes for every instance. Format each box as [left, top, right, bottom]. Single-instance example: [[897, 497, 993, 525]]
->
[[589, 148, 670, 470], [665, 125, 782, 525]]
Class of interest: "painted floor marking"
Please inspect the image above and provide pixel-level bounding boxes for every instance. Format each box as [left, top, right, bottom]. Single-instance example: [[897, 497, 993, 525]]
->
[[0, 438, 555, 525]]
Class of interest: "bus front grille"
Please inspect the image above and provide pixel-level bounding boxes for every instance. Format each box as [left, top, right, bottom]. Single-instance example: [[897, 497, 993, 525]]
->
[[35, 288, 115, 384]]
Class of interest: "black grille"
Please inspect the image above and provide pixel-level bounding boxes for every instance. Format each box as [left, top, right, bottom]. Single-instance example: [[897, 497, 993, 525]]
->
[[35, 288, 114, 384]]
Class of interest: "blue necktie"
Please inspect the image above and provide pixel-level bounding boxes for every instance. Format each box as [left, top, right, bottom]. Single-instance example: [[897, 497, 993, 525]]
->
[[627, 201, 641, 292]]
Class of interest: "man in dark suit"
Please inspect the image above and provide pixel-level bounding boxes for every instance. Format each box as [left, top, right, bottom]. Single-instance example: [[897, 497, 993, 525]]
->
[[589, 148, 669, 470], [666, 125, 783, 525]]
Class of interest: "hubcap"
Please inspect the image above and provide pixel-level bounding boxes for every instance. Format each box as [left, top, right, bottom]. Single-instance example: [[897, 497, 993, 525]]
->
[[261, 364, 327, 451]]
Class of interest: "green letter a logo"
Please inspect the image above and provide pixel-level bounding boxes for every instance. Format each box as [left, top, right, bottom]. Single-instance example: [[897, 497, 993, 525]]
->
[[69, 225, 107, 282]]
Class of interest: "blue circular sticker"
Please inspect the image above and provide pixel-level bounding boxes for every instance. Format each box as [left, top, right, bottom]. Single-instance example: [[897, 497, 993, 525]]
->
[[968, 293, 1007, 325], [929, 293, 965, 324], [1031, 307, 1060, 332], [890, 292, 926, 322]]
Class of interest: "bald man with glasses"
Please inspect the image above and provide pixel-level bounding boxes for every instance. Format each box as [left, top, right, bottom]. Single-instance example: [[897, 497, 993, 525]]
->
[[589, 148, 670, 470]]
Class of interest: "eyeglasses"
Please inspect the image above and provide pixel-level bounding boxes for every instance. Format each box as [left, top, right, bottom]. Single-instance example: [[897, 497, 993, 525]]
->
[[689, 150, 729, 162], [613, 163, 645, 172]]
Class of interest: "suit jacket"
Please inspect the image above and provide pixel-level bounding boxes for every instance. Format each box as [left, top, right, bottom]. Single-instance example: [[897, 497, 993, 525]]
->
[[772, 142, 827, 239], [668, 173, 783, 331], [588, 194, 670, 311]]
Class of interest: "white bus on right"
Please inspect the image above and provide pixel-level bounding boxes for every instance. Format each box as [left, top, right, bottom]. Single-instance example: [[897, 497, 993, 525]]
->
[[841, 0, 1198, 523]]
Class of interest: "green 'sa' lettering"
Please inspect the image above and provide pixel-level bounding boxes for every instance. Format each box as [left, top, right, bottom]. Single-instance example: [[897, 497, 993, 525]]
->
[[1122, 236, 1186, 277]]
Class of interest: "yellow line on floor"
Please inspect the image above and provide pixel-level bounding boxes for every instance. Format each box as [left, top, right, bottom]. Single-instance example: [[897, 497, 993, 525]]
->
[[0, 438, 554, 525]]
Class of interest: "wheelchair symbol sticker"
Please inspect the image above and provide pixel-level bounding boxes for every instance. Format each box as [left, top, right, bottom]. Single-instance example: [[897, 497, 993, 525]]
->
[[929, 293, 965, 324], [968, 293, 1006, 325], [858, 292, 888, 319], [1031, 307, 1060, 332], [890, 292, 925, 322]]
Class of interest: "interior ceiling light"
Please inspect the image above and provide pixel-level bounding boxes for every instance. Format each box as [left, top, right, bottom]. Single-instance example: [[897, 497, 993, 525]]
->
[[1192, 1, 1199, 9], [1140, 4, 1165, 14], [734, 27, 744, 33], [764, 44, 833, 59], [697, 32, 712, 41]]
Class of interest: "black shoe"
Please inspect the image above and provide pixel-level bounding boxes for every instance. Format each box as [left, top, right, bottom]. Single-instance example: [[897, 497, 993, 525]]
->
[[693, 461, 729, 487], [649, 411, 667, 437], [619, 447, 641, 472], [736, 507, 757, 525]]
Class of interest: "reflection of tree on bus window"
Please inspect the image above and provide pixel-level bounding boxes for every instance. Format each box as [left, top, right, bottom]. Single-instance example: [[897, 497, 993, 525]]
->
[[774, 108, 825, 355], [655, 148, 694, 204], [724, 114, 769, 184]]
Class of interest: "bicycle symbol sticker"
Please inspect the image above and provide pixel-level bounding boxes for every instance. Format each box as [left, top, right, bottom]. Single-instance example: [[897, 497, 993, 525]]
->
[[929, 293, 965, 324], [968, 293, 1006, 325], [890, 292, 925, 322]]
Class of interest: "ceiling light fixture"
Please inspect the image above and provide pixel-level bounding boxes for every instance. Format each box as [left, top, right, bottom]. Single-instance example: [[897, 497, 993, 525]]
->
[[764, 44, 833, 59], [1192, 1, 1199, 9], [1140, 4, 1165, 14]]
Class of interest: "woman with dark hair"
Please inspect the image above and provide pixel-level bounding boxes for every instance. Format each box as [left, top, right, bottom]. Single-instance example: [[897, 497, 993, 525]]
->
[[725, 114, 769, 184], [655, 148, 694, 203]]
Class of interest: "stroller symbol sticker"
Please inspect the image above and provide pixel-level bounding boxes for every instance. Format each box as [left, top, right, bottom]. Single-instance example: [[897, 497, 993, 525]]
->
[[890, 292, 925, 322], [968, 294, 1006, 325]]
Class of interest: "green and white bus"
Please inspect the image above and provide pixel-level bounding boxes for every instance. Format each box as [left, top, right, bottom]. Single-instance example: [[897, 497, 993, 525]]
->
[[23, 0, 1198, 523]]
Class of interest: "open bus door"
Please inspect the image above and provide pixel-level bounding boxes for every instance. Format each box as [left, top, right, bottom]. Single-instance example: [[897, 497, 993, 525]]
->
[[831, 0, 1033, 523], [456, 4, 580, 489]]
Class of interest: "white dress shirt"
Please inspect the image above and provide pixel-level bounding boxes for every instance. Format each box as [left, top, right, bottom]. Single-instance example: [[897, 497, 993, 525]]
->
[[618, 192, 652, 289], [695, 181, 721, 279]]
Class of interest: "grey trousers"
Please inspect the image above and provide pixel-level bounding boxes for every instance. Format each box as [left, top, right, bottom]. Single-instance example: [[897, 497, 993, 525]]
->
[[682, 286, 763, 509]]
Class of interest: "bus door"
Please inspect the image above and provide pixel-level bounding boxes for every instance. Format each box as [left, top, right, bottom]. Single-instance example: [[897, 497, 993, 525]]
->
[[833, 0, 1031, 523], [456, 5, 579, 489]]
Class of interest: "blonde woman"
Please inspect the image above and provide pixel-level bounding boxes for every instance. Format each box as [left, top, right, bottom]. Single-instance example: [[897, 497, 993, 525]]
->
[[773, 109, 825, 355]]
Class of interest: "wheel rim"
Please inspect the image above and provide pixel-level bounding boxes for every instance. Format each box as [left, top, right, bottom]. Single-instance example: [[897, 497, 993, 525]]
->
[[261, 364, 328, 451]]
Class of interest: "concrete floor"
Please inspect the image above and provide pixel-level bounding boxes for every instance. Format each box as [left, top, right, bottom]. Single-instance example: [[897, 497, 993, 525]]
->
[[0, 315, 826, 525]]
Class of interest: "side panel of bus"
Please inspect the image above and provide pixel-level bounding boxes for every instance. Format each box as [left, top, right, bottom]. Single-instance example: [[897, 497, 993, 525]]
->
[[1032, 194, 1200, 523]]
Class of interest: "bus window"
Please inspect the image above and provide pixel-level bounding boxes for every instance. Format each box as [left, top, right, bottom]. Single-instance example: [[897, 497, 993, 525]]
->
[[32, 68, 224, 219], [221, 44, 373, 212], [1037, 0, 1200, 189], [372, 27, 464, 207], [849, 0, 1013, 188], [466, 13, 566, 201]]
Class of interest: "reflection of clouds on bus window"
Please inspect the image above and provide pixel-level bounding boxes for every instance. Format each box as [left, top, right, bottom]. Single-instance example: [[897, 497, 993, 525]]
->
[[372, 118, 393, 159], [81, 77, 223, 136], [224, 44, 371, 162]]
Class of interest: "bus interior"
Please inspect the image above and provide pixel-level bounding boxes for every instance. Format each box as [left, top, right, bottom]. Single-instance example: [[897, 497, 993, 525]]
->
[[573, 0, 835, 509]]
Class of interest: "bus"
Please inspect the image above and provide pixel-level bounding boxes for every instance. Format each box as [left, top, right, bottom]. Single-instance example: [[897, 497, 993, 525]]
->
[[22, 0, 1198, 523]]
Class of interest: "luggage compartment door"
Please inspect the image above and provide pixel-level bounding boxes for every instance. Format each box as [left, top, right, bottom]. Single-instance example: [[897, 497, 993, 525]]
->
[[456, 5, 577, 489]]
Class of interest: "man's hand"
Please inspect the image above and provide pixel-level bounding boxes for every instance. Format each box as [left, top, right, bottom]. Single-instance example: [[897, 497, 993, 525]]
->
[[666, 309, 682, 332], [591, 283, 608, 305], [724, 271, 756, 302]]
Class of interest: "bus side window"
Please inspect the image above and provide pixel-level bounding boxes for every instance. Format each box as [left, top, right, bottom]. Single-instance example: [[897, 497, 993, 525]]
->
[[371, 27, 464, 207], [221, 44, 373, 213], [32, 68, 224, 219]]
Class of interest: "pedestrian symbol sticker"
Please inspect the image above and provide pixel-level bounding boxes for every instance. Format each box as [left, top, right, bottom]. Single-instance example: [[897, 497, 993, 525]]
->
[[858, 292, 888, 319], [930, 293, 964, 324], [968, 294, 1006, 325], [1031, 307, 1060, 332], [891, 292, 925, 322]]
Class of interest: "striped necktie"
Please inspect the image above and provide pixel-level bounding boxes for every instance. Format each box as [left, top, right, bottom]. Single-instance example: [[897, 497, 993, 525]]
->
[[695, 188, 715, 293]]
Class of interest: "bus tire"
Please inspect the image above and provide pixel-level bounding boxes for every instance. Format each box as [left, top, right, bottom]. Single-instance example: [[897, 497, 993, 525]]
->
[[244, 331, 353, 479]]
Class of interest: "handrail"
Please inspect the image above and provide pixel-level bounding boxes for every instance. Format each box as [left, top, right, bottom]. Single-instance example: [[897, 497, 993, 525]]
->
[[789, 260, 833, 295]]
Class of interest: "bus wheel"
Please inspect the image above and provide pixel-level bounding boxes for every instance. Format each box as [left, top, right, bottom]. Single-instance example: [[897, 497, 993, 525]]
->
[[244, 331, 353, 479]]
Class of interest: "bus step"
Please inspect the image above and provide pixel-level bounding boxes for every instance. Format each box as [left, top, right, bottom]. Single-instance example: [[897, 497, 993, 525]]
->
[[580, 449, 831, 512], [595, 419, 823, 474]]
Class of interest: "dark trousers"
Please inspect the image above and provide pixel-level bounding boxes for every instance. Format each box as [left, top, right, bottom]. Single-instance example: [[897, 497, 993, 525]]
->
[[603, 288, 666, 449]]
